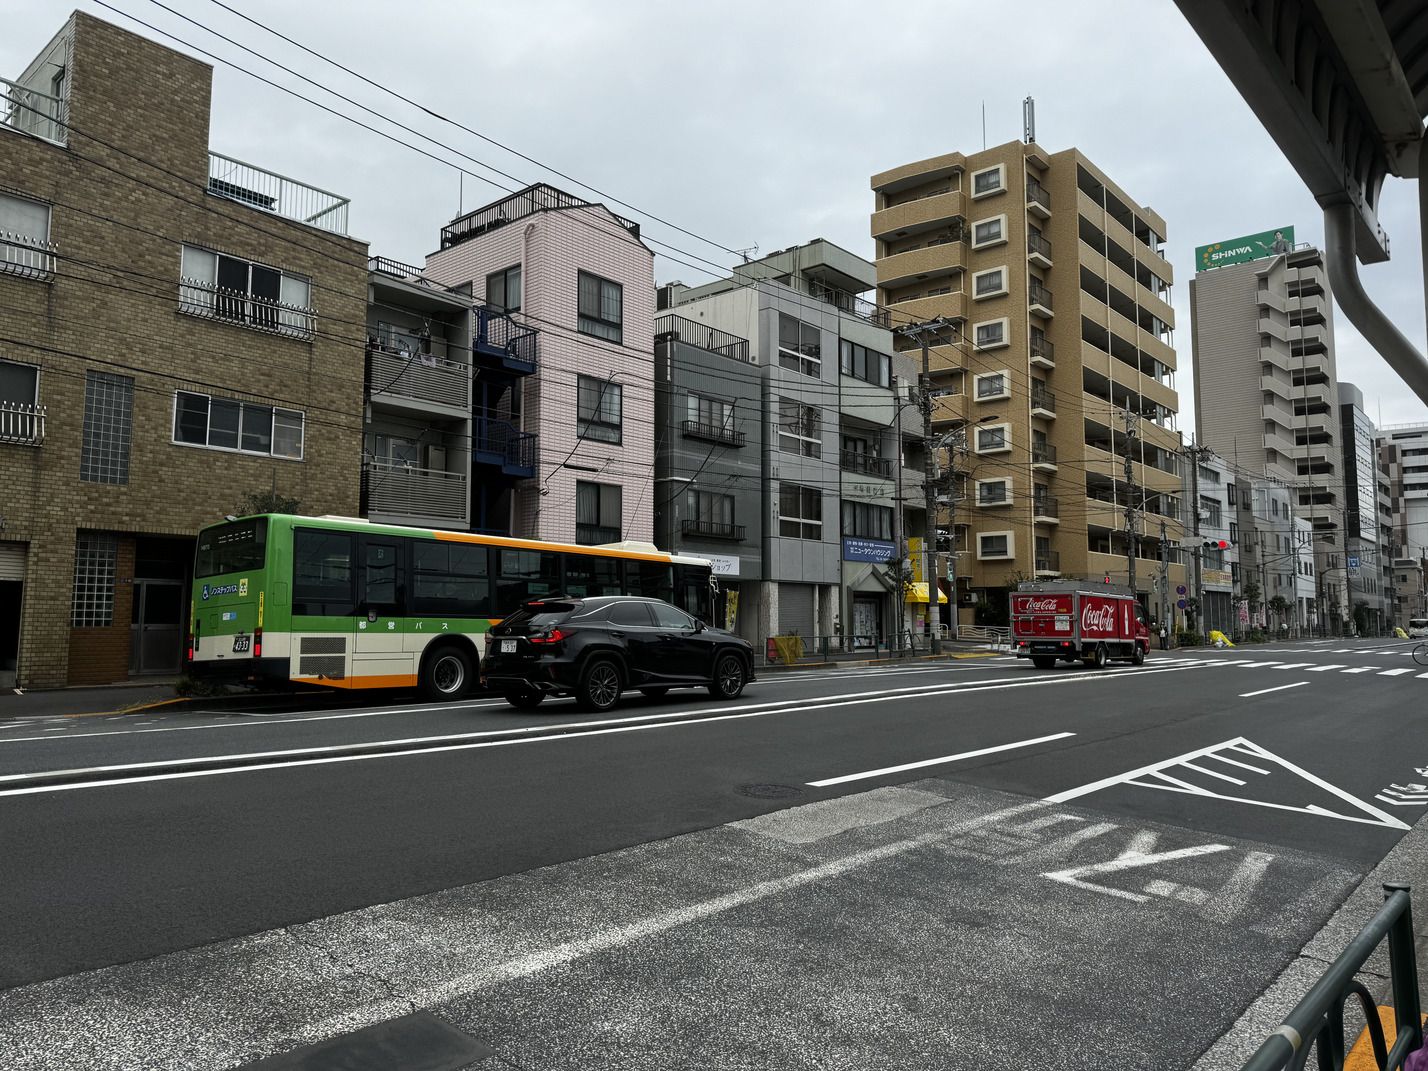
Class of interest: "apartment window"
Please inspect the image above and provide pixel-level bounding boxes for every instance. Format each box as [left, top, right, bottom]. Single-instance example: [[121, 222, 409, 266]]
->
[[976, 423, 1010, 453], [970, 164, 1005, 199], [1200, 495, 1222, 528], [1229, 521, 1239, 543], [1226, 481, 1237, 504], [839, 340, 891, 387], [485, 264, 522, 312], [778, 397, 822, 458], [179, 245, 313, 337], [974, 371, 1009, 400], [778, 313, 822, 377], [0, 359, 38, 407], [173, 391, 304, 460], [0, 191, 52, 278], [978, 531, 1014, 559], [973, 318, 1009, 349], [688, 490, 735, 527], [576, 271, 623, 343], [977, 478, 1010, 506], [971, 215, 1007, 249], [576, 481, 622, 545], [972, 267, 1007, 300], [71, 532, 118, 628], [80, 371, 133, 484], [841, 501, 893, 541], [688, 394, 734, 432], [779, 484, 822, 539], [577, 375, 622, 444]]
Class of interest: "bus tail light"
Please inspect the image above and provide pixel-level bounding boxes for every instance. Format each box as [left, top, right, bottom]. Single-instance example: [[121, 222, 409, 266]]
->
[[188, 618, 198, 661], [253, 626, 262, 659]]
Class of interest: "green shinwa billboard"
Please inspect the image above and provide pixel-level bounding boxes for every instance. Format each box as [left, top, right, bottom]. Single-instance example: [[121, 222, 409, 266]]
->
[[1195, 226, 1295, 271]]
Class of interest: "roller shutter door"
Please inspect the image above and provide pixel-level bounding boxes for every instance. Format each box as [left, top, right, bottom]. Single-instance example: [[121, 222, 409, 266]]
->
[[0, 543, 25, 581], [777, 583, 814, 637]]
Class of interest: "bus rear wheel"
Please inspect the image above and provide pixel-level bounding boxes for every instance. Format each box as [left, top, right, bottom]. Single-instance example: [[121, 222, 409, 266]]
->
[[421, 644, 473, 701]]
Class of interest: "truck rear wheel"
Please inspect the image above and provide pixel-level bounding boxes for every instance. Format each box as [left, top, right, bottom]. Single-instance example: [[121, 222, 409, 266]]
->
[[1131, 644, 1146, 666], [1090, 644, 1108, 670], [1030, 656, 1056, 670]]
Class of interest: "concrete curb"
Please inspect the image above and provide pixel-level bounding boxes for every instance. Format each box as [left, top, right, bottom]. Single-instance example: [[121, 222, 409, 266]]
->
[[760, 648, 1007, 673], [1191, 811, 1428, 1070]]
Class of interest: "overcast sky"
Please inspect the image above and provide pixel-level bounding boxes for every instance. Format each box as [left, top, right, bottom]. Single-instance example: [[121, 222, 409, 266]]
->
[[7, 0, 1428, 432]]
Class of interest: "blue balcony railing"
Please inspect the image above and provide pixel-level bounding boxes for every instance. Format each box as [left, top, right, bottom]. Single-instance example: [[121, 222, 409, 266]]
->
[[475, 307, 538, 373], [473, 416, 536, 477]]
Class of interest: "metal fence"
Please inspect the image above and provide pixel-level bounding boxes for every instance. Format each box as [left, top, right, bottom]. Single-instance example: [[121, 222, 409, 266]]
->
[[1241, 884, 1421, 1070], [207, 152, 350, 236], [0, 401, 44, 445], [1, 230, 56, 279], [1, 76, 64, 144]]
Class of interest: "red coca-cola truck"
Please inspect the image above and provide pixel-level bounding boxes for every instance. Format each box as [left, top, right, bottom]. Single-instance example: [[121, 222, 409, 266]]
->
[[1010, 580, 1151, 669]]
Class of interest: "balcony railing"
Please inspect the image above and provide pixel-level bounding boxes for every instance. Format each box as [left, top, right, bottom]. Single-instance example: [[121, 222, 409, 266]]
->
[[367, 255, 426, 281], [1027, 232, 1053, 262], [1028, 280, 1054, 312], [682, 419, 746, 447], [442, 184, 640, 250], [473, 417, 536, 476], [840, 450, 893, 478], [0, 401, 44, 445], [207, 152, 350, 236], [1030, 333, 1055, 365], [577, 523, 622, 545], [1034, 496, 1059, 519], [367, 343, 469, 410], [179, 277, 316, 339], [476, 307, 539, 372], [1030, 385, 1056, 414], [1033, 442, 1058, 466], [796, 277, 891, 329], [680, 518, 746, 541], [654, 313, 752, 363], [1036, 551, 1061, 573], [1026, 179, 1051, 213], [363, 461, 468, 525], [1, 230, 56, 279], [1, 76, 64, 145]]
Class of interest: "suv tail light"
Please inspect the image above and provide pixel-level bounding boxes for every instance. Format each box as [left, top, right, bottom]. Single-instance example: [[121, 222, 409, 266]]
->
[[528, 628, 567, 646]]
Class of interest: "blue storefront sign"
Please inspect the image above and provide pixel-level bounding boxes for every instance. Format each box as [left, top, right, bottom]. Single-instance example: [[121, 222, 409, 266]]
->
[[842, 537, 895, 563]]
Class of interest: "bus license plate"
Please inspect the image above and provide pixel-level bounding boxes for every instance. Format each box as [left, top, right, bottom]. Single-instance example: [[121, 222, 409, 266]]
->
[[500, 639, 516, 653], [232, 635, 251, 653]]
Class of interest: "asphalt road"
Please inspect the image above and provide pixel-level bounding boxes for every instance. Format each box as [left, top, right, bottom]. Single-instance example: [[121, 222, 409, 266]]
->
[[0, 637, 1424, 1070]]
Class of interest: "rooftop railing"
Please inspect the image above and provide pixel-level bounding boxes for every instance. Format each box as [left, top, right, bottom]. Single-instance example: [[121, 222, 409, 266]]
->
[[655, 313, 752, 363], [1, 76, 64, 145], [441, 184, 640, 249], [208, 152, 350, 236]]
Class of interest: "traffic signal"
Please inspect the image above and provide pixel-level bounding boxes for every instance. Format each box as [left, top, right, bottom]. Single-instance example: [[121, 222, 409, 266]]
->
[[1202, 539, 1230, 550]]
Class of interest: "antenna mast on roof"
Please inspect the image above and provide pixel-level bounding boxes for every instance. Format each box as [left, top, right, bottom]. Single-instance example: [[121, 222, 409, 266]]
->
[[1024, 96, 1036, 144]]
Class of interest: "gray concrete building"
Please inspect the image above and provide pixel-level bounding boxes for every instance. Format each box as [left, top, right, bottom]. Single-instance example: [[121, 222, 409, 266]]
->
[[1182, 453, 1240, 637], [1190, 244, 1348, 630], [1337, 382, 1389, 633], [657, 240, 926, 650], [1377, 420, 1428, 627]]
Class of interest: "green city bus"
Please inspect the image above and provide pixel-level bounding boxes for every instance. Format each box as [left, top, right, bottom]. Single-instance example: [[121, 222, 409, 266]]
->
[[187, 514, 716, 700]]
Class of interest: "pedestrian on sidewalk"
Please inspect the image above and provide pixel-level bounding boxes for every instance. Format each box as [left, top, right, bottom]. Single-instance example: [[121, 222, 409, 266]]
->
[[1158, 624, 1168, 650]]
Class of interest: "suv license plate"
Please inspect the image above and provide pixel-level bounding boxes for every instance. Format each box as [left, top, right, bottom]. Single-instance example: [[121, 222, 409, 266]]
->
[[500, 639, 517, 653], [232, 635, 251, 653]]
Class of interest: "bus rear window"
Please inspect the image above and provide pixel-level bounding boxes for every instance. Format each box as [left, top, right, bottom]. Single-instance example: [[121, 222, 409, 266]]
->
[[195, 519, 268, 578]]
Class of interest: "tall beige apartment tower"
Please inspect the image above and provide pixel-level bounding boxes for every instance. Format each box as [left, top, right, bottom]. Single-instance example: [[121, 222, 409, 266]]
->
[[870, 140, 1187, 622]]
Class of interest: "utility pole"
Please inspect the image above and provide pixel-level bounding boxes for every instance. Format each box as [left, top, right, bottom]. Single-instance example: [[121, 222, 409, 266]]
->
[[1158, 518, 1169, 635], [1185, 439, 1209, 638], [1121, 406, 1140, 596], [892, 379, 906, 657], [897, 317, 955, 655]]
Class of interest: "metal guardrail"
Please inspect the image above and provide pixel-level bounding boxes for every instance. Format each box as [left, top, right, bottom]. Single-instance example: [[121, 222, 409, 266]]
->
[[367, 345, 469, 410], [1241, 885, 1421, 1071], [957, 624, 1011, 646], [207, 152, 350, 236], [1, 76, 64, 144]]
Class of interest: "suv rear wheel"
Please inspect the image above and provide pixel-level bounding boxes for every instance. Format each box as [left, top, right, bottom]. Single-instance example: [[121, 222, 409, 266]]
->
[[708, 652, 746, 699], [421, 644, 473, 701], [577, 657, 623, 713]]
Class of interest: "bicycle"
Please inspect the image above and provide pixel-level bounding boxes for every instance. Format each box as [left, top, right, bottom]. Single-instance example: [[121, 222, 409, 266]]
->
[[1414, 643, 1428, 667]]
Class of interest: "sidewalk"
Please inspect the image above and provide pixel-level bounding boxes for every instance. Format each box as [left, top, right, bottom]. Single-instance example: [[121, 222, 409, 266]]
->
[[760, 639, 1008, 673], [0, 680, 181, 720]]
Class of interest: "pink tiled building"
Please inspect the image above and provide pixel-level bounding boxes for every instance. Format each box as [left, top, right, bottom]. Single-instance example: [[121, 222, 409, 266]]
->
[[424, 185, 655, 543]]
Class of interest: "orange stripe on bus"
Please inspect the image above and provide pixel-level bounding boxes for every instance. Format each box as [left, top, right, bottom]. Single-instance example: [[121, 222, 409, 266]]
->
[[295, 674, 420, 690], [433, 531, 671, 562]]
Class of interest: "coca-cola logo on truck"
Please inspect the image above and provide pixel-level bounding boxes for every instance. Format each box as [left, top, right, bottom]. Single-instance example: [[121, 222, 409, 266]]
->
[[1014, 595, 1070, 614], [1082, 604, 1117, 632], [1022, 598, 1062, 613]]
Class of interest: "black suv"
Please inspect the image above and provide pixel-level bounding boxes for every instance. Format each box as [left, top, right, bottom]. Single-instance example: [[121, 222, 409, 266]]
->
[[483, 596, 755, 712]]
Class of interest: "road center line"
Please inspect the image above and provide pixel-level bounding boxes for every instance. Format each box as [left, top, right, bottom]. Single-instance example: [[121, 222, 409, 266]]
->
[[1239, 682, 1310, 698], [806, 732, 1075, 787]]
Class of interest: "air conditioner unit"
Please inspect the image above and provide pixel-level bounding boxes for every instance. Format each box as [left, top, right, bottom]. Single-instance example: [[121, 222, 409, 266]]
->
[[426, 445, 447, 470]]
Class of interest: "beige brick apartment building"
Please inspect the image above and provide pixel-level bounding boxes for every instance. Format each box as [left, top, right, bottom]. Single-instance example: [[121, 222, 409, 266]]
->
[[0, 13, 367, 688], [870, 140, 1189, 622]]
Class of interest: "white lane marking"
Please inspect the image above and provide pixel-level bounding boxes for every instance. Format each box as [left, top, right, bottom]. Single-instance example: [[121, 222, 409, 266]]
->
[[1269, 663, 1314, 671], [1306, 664, 1347, 672], [1238, 661, 1283, 668], [1419, 673, 1428, 680], [1180, 760, 1245, 786], [1379, 668, 1415, 677], [1201, 851, 1276, 923], [1207, 752, 1271, 775], [806, 732, 1075, 787], [1042, 831, 1231, 903], [1341, 667, 1377, 674], [1240, 682, 1310, 698], [0, 665, 1217, 796], [1045, 737, 1409, 830]]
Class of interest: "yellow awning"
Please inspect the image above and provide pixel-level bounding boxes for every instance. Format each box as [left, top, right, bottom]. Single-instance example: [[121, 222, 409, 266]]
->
[[905, 582, 948, 604]]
